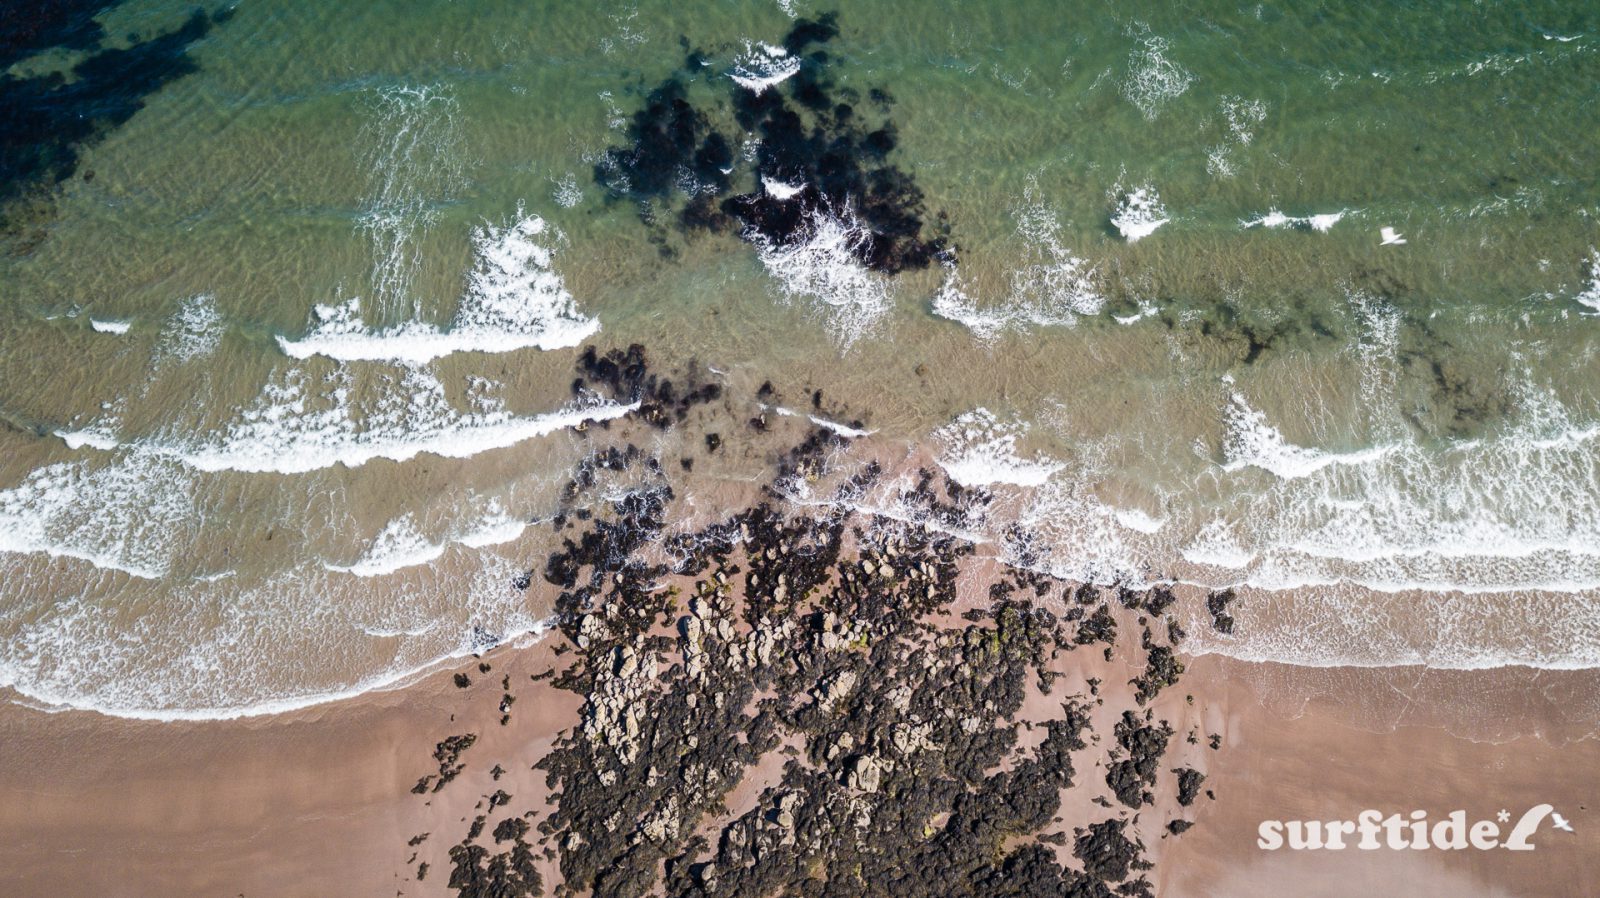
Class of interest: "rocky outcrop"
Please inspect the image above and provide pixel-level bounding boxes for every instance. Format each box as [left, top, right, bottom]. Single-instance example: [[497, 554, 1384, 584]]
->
[[407, 345, 1206, 898]]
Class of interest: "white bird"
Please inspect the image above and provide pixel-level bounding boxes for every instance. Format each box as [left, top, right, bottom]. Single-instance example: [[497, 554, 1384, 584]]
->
[[1380, 227, 1407, 246], [1552, 812, 1575, 833]]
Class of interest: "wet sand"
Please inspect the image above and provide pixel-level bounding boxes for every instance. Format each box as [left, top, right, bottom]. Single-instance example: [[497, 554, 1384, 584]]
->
[[0, 637, 576, 897], [1160, 658, 1600, 898], [2, 642, 1596, 896]]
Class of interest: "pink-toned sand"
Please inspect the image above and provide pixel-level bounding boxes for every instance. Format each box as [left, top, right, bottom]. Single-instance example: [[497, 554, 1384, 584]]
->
[[2, 642, 1596, 896]]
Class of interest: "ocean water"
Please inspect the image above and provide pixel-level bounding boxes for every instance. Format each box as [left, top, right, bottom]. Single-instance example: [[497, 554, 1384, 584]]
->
[[2, 0, 1599, 717]]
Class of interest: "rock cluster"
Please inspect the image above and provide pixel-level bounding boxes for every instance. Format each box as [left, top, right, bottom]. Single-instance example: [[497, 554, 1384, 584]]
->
[[593, 14, 949, 274], [407, 345, 1217, 898]]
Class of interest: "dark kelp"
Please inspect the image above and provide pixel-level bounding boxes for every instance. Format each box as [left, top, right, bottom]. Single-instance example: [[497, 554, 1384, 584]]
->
[[0, 3, 229, 229], [594, 14, 949, 274]]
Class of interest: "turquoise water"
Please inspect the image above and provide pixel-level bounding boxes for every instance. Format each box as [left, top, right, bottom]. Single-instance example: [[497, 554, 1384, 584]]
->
[[2, 0, 1599, 715]]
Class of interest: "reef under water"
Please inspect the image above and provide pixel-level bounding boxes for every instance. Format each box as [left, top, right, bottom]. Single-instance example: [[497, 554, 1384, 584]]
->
[[594, 13, 949, 275], [0, 2, 229, 229]]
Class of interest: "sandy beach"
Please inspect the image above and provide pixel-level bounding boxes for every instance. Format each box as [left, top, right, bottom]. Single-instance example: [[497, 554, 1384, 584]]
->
[[7, 3, 1600, 896], [0, 637, 574, 897], [3, 637, 1596, 897], [1161, 659, 1600, 898]]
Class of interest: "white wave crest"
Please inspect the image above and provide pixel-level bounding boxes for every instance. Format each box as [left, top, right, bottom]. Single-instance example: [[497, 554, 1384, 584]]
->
[[328, 501, 530, 577], [935, 409, 1063, 487], [62, 368, 636, 475], [1113, 507, 1166, 534], [752, 208, 893, 349], [326, 514, 444, 577], [730, 42, 801, 94], [56, 426, 120, 451], [1111, 185, 1168, 242], [1221, 389, 1398, 479], [763, 404, 873, 438], [278, 211, 599, 364], [762, 176, 806, 200], [175, 371, 636, 474], [90, 318, 132, 335], [1240, 209, 1349, 232]]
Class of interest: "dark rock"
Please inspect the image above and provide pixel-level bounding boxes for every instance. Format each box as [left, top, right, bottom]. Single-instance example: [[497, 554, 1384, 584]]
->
[[1206, 589, 1236, 634], [1173, 768, 1205, 807], [593, 14, 948, 275]]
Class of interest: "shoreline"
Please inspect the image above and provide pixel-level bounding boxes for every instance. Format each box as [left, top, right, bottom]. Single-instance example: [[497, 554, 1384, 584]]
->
[[8, 647, 1600, 730], [3, 643, 1596, 896], [4, 346, 1597, 897], [0, 620, 558, 724]]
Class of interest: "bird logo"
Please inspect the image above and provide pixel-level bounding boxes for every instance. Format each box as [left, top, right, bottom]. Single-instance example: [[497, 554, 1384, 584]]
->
[[1551, 812, 1575, 834]]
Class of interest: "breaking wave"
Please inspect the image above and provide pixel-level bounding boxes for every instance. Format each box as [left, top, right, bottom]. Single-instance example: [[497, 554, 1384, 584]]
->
[[1110, 185, 1168, 242], [327, 502, 530, 578], [932, 181, 1103, 339], [730, 41, 801, 94], [89, 318, 131, 335], [935, 408, 1063, 488], [1240, 209, 1349, 232], [753, 208, 894, 349], [170, 370, 635, 475], [278, 211, 599, 365], [50, 366, 634, 476]]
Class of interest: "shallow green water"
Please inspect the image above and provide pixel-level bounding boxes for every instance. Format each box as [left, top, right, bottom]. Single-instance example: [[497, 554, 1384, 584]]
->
[[2, 0, 1598, 715]]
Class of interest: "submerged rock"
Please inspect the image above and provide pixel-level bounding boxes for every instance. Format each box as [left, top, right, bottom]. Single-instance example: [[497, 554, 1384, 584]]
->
[[594, 14, 949, 275]]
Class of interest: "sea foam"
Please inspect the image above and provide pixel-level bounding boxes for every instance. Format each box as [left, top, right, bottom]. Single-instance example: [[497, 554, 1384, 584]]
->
[[278, 211, 599, 364], [752, 208, 893, 350], [1576, 248, 1600, 312], [0, 454, 192, 579], [935, 409, 1063, 487], [730, 42, 801, 94], [358, 84, 466, 321], [155, 294, 225, 364], [1120, 25, 1194, 120]]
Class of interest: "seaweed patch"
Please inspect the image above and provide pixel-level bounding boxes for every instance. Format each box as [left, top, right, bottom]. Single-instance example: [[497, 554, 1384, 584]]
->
[[0, 3, 231, 231], [594, 13, 949, 275]]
